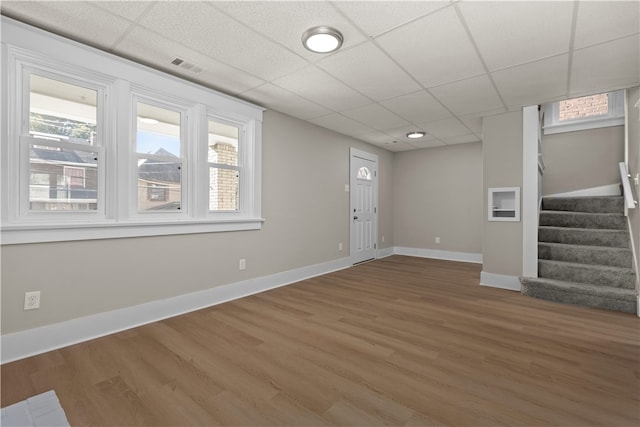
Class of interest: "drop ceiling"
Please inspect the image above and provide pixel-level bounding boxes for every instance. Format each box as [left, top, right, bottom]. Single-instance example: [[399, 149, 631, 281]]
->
[[1, 1, 638, 152]]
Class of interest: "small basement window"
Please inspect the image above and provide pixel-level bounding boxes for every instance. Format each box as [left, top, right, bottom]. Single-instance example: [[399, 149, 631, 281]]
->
[[543, 90, 624, 134]]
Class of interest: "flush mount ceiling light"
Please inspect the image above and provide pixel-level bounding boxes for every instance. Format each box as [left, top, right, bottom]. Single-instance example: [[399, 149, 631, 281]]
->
[[302, 26, 343, 53], [139, 117, 159, 124], [406, 131, 426, 139]]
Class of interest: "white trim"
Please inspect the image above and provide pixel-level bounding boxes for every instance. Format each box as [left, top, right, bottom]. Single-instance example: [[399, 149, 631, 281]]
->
[[523, 106, 539, 278], [480, 271, 522, 291], [393, 246, 482, 264], [1, 256, 352, 364], [545, 183, 621, 198], [377, 246, 395, 258]]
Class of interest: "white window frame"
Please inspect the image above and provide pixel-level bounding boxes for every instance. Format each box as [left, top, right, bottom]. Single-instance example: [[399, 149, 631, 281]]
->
[[543, 90, 625, 135], [1, 17, 264, 245]]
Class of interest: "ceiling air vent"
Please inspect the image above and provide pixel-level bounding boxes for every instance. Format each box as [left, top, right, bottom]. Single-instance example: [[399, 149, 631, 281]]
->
[[170, 57, 204, 74]]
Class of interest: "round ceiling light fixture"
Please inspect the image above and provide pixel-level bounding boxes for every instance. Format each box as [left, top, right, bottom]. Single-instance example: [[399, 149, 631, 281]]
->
[[139, 117, 159, 124], [406, 131, 426, 139], [302, 26, 344, 53]]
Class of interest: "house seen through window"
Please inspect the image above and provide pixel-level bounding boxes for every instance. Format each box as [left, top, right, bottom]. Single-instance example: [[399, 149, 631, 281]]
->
[[28, 74, 99, 212]]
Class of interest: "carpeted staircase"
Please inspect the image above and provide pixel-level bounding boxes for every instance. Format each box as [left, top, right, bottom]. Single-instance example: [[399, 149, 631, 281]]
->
[[520, 196, 637, 313]]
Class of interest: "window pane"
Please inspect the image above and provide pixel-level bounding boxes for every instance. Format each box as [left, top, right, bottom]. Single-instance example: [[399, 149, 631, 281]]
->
[[357, 166, 372, 181], [559, 93, 609, 121], [208, 120, 238, 166], [209, 167, 239, 211], [29, 144, 98, 211], [136, 102, 181, 156], [30, 74, 97, 144], [138, 158, 181, 211]]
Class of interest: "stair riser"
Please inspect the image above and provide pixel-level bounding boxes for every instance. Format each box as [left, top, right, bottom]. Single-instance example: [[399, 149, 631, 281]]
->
[[539, 262, 636, 289], [542, 197, 623, 214], [538, 228, 629, 248], [539, 212, 626, 230], [538, 244, 633, 268], [521, 282, 636, 313]]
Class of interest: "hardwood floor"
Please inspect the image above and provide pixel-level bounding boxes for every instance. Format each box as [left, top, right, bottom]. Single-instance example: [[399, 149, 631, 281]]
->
[[2, 256, 639, 426]]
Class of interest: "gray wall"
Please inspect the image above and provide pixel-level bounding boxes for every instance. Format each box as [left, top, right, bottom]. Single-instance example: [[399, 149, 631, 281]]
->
[[542, 126, 625, 196], [393, 142, 482, 254], [627, 87, 640, 288], [1, 110, 393, 334], [482, 111, 523, 277]]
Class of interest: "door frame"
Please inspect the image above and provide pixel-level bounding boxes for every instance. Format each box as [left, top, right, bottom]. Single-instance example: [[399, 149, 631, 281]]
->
[[349, 147, 379, 264]]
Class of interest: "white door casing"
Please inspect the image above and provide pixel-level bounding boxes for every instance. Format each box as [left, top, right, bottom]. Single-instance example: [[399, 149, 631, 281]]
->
[[350, 148, 378, 264]]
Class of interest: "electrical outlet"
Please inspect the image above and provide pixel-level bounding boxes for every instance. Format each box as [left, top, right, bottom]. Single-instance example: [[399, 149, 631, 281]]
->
[[435, 237, 441, 244], [24, 291, 40, 310], [338, 242, 343, 251], [381, 235, 385, 243], [239, 259, 246, 270]]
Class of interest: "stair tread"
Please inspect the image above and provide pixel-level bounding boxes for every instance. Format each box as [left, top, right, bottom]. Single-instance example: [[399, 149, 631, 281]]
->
[[520, 277, 636, 297], [538, 241, 631, 252], [538, 226, 628, 234], [538, 258, 634, 272], [541, 210, 624, 216]]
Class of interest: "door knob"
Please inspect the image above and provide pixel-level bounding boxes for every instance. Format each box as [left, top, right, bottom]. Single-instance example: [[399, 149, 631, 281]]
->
[[353, 216, 358, 220]]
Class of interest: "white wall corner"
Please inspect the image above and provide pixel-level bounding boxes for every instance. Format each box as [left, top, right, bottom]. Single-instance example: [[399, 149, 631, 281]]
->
[[480, 271, 522, 291], [393, 246, 482, 264], [1, 256, 352, 364]]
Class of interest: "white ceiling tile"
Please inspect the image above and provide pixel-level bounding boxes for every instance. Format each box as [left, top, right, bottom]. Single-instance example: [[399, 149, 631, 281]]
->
[[420, 118, 471, 139], [440, 134, 481, 145], [382, 142, 416, 152], [376, 5, 485, 87], [308, 113, 374, 137], [407, 139, 446, 150], [459, 1, 574, 71], [429, 75, 505, 116], [458, 115, 483, 135], [137, 2, 307, 81], [273, 66, 371, 112], [341, 104, 409, 131], [91, 1, 153, 22], [334, 1, 448, 38], [316, 42, 421, 101], [353, 131, 396, 145], [570, 35, 640, 95], [241, 83, 332, 121], [1, 1, 132, 49], [492, 55, 569, 109], [380, 90, 452, 125], [114, 27, 265, 95], [574, 1, 640, 49], [212, 1, 367, 62]]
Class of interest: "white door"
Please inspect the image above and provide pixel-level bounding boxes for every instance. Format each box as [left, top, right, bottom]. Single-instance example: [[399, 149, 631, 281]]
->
[[350, 148, 378, 264]]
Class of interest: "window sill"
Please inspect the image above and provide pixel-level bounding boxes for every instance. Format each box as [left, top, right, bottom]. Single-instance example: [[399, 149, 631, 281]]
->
[[1, 218, 265, 245], [543, 117, 624, 135]]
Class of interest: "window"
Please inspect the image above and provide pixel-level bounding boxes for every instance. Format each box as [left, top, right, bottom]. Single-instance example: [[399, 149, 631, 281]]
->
[[135, 101, 184, 212], [208, 119, 240, 212], [357, 166, 372, 181], [543, 90, 624, 134], [1, 18, 263, 244]]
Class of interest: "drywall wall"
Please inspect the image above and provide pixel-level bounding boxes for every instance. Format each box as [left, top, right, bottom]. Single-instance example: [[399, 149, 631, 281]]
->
[[0, 110, 393, 334], [627, 87, 640, 287], [542, 126, 624, 196], [482, 111, 524, 277], [393, 142, 482, 254]]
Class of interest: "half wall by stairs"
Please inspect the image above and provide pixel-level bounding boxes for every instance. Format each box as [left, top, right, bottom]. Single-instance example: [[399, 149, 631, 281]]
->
[[520, 196, 637, 313]]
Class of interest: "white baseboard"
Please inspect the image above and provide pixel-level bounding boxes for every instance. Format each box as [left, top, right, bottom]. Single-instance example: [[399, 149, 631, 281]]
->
[[377, 246, 395, 258], [1, 257, 352, 364], [546, 183, 621, 198], [480, 271, 522, 291], [393, 246, 482, 264]]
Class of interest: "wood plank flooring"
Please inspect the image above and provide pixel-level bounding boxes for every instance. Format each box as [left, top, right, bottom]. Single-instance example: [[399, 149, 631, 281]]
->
[[2, 256, 639, 426]]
